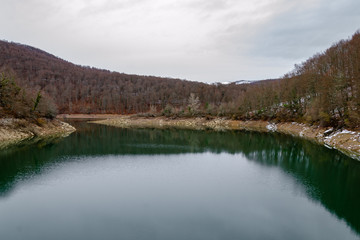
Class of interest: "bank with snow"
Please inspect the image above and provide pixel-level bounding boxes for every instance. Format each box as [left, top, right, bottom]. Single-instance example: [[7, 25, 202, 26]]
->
[[91, 116, 360, 161]]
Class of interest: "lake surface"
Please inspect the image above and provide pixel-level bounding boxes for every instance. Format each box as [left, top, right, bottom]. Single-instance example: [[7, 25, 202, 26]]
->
[[0, 121, 360, 240]]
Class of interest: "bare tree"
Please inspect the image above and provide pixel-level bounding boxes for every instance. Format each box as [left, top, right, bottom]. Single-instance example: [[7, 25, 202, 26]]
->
[[188, 93, 200, 116]]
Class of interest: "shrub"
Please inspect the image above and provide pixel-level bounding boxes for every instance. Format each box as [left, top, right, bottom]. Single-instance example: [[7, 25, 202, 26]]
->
[[0, 72, 58, 119]]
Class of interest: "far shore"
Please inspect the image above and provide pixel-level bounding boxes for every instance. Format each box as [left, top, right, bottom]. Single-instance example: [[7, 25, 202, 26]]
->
[[2, 114, 360, 161], [57, 114, 124, 119], [89, 115, 360, 161]]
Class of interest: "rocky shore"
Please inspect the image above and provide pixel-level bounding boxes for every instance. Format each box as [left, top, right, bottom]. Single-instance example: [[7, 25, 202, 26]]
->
[[92, 116, 360, 160], [0, 118, 76, 149]]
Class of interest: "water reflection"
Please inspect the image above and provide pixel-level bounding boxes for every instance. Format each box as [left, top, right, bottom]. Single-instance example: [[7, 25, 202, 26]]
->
[[0, 121, 360, 235]]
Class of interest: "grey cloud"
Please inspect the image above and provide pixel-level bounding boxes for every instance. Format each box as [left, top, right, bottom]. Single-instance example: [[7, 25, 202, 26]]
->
[[185, 0, 232, 12], [79, 0, 149, 16], [171, 0, 241, 21], [1, 0, 359, 83], [245, 0, 360, 60]]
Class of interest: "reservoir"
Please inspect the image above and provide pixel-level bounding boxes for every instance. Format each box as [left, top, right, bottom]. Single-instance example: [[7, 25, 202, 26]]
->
[[0, 121, 360, 240]]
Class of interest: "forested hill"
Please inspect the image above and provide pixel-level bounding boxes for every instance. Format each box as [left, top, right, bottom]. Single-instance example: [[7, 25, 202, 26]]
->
[[1, 30, 360, 129], [0, 40, 246, 114], [240, 30, 360, 129]]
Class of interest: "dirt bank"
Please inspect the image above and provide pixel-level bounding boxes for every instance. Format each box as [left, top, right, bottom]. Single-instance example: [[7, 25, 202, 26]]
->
[[57, 114, 123, 119], [92, 116, 360, 161], [0, 118, 76, 149]]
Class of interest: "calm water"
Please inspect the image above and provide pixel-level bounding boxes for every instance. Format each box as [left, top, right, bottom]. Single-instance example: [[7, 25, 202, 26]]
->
[[0, 121, 360, 240]]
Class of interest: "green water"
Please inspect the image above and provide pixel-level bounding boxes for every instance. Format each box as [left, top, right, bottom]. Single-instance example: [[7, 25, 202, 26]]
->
[[0, 121, 360, 240]]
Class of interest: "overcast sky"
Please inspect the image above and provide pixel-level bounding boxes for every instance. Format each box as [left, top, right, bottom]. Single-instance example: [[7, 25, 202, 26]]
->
[[1, 0, 359, 83]]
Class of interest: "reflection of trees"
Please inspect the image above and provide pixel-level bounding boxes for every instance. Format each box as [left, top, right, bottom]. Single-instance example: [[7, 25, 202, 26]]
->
[[242, 133, 360, 235], [0, 123, 360, 235]]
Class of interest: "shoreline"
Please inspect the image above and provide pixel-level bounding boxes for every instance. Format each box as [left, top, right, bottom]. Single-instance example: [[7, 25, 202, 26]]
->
[[0, 118, 76, 149], [3, 114, 360, 161], [91, 115, 360, 161], [57, 114, 123, 119]]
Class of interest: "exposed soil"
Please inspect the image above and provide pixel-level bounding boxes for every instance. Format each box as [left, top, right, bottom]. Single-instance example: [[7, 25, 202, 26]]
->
[[57, 114, 123, 119], [0, 118, 76, 149]]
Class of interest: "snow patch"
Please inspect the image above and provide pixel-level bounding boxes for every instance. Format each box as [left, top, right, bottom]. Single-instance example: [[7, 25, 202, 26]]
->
[[266, 123, 277, 132], [234, 80, 252, 85], [324, 144, 333, 149], [323, 128, 360, 152], [340, 129, 357, 135], [324, 128, 334, 135]]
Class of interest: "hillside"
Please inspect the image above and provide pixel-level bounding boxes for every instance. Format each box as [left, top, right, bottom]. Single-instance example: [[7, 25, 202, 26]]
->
[[0, 73, 57, 118], [237, 31, 360, 128], [1, 31, 360, 128], [0, 41, 245, 114]]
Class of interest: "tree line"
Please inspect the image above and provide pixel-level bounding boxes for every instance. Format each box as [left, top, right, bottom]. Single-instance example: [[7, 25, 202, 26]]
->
[[0, 30, 359, 128]]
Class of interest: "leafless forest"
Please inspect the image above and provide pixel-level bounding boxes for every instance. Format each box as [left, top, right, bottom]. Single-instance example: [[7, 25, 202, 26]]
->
[[1, 31, 359, 128]]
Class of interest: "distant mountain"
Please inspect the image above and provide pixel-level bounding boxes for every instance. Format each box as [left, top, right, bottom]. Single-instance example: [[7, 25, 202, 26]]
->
[[232, 80, 252, 85], [233, 80, 253, 85], [212, 80, 255, 86], [212, 80, 262, 86]]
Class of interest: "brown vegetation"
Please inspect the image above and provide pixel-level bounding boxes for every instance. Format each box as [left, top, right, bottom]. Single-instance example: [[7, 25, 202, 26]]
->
[[0, 41, 243, 114], [0, 73, 57, 119], [1, 31, 360, 129], [235, 31, 360, 129]]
